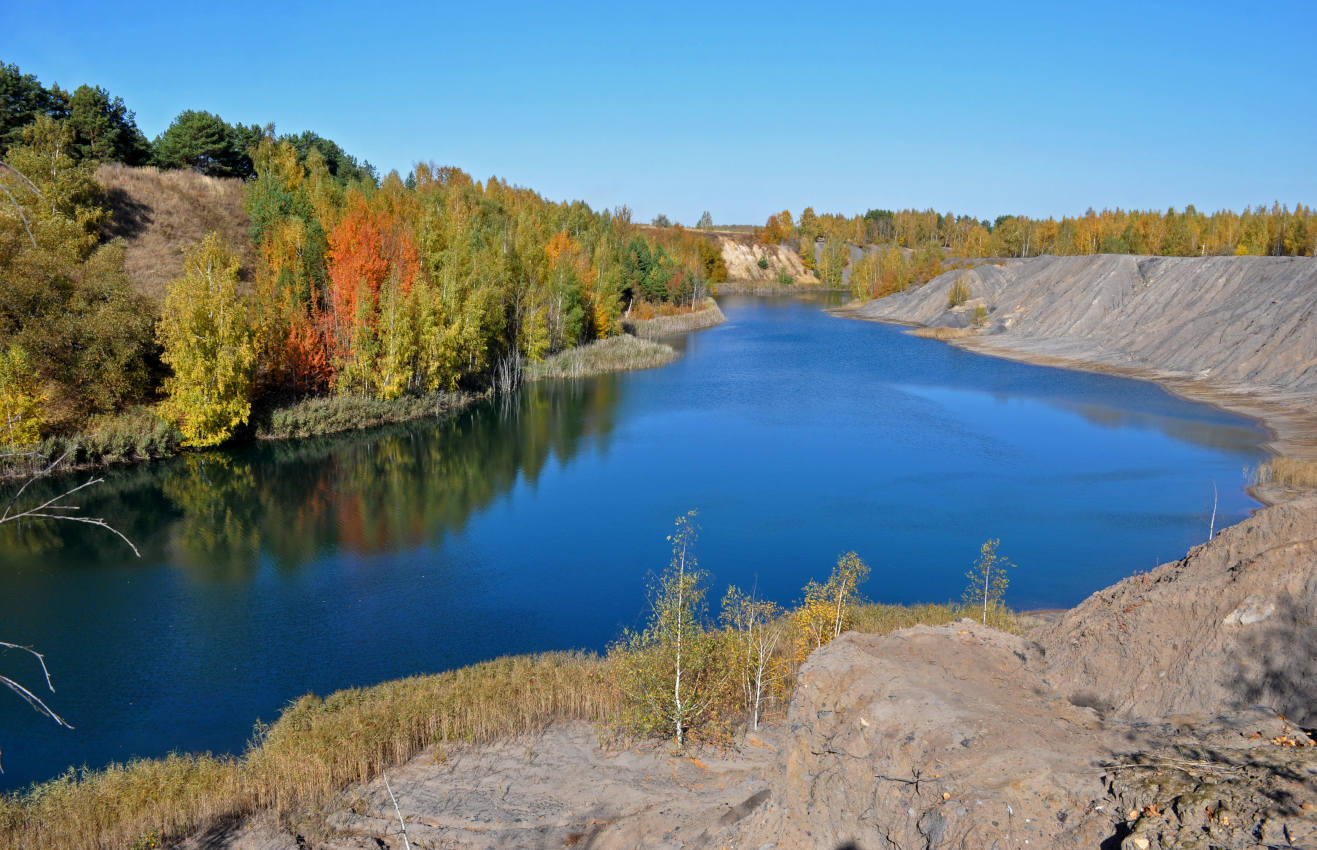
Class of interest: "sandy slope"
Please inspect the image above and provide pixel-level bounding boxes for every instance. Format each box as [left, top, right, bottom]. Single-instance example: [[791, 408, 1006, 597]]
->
[[841, 254, 1317, 457]]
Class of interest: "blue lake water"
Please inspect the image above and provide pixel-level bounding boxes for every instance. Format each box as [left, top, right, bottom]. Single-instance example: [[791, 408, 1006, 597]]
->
[[0, 294, 1268, 789]]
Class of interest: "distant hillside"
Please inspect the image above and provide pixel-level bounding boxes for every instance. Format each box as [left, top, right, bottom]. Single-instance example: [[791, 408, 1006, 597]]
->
[[96, 163, 255, 301]]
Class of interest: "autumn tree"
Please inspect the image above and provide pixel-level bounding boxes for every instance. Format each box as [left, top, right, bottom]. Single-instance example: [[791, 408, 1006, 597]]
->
[[963, 538, 1013, 625], [721, 585, 785, 730], [158, 234, 258, 446], [794, 551, 870, 659], [615, 511, 725, 748], [1, 116, 154, 424], [0, 345, 45, 447]]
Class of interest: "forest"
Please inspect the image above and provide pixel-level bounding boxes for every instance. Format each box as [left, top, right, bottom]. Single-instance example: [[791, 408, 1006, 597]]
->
[[0, 62, 712, 453], [762, 201, 1317, 298]]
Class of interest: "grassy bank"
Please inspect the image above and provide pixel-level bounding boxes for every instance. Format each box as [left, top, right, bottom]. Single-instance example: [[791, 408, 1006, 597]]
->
[[0, 600, 995, 849], [622, 298, 726, 338], [525, 335, 677, 381]]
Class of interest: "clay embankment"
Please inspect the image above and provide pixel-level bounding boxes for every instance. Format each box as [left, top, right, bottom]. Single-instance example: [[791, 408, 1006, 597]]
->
[[841, 254, 1317, 459], [713, 233, 821, 291]]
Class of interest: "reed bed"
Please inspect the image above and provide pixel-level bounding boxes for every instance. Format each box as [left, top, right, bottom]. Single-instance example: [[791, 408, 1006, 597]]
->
[[0, 651, 617, 850], [525, 336, 677, 381], [1254, 456, 1317, 491], [254, 391, 476, 441], [622, 299, 726, 338]]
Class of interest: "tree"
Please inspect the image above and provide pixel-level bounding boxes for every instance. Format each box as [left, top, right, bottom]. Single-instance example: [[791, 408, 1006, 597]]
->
[[158, 233, 258, 446], [651, 213, 672, 227], [794, 551, 870, 658], [816, 238, 848, 288], [615, 510, 723, 748], [152, 110, 259, 178], [66, 84, 151, 164], [1, 118, 155, 422], [0, 345, 45, 448], [964, 538, 1013, 625], [696, 211, 713, 230], [0, 62, 68, 156], [721, 585, 784, 731]]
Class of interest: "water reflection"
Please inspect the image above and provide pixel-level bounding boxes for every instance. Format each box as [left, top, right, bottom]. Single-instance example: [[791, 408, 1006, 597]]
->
[[0, 376, 623, 578]]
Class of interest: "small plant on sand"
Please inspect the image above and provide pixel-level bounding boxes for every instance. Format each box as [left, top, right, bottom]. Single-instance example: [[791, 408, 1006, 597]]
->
[[963, 538, 1013, 626], [777, 268, 793, 286], [756, 255, 770, 269], [972, 305, 989, 327]]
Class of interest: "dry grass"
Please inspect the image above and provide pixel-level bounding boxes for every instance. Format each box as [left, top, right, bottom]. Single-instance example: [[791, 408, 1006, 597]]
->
[[910, 325, 978, 340], [622, 299, 726, 338], [96, 164, 255, 302], [1254, 457, 1317, 491], [526, 335, 677, 381], [0, 652, 617, 850]]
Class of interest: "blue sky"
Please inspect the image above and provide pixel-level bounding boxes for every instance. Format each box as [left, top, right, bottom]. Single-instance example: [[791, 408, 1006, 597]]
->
[[4, 0, 1314, 224]]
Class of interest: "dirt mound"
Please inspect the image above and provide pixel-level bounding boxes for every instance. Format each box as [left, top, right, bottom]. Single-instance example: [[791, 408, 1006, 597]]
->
[[97, 163, 255, 301], [1032, 496, 1317, 726], [723, 621, 1317, 850], [843, 254, 1317, 456]]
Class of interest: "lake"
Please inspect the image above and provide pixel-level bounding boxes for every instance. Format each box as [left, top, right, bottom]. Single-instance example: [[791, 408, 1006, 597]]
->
[[0, 294, 1268, 790]]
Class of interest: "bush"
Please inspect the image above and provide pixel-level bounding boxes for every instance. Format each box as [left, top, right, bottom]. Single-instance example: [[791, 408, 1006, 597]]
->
[[972, 305, 989, 326], [947, 275, 971, 308], [777, 269, 794, 286], [756, 256, 770, 269]]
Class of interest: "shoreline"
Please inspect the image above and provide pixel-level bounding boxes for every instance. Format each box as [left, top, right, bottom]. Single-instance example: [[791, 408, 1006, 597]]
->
[[0, 307, 729, 483], [831, 305, 1317, 508]]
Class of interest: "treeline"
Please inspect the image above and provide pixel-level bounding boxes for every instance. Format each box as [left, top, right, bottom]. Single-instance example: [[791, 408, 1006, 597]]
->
[[762, 202, 1317, 261], [0, 61, 711, 452], [1, 62, 372, 181]]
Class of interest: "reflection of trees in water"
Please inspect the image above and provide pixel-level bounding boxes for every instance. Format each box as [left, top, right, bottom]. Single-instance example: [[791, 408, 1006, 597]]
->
[[0, 377, 623, 579]]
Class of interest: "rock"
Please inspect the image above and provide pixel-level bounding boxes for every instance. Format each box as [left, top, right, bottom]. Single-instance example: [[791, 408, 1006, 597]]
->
[[1032, 497, 1317, 725]]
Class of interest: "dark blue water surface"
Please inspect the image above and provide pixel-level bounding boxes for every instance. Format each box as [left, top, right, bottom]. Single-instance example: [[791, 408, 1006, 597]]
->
[[0, 295, 1267, 789]]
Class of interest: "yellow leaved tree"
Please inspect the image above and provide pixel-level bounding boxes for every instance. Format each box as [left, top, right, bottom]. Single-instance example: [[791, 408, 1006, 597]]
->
[[0, 344, 46, 448], [158, 234, 257, 447]]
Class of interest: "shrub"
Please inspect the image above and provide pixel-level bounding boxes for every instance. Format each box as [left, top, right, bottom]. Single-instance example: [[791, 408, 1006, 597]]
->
[[777, 269, 794, 286], [947, 275, 971, 308], [972, 305, 989, 326], [756, 255, 770, 269]]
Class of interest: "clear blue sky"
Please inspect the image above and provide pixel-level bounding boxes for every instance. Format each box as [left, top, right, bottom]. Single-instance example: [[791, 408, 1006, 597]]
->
[[4, 0, 1314, 225]]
